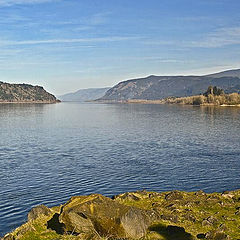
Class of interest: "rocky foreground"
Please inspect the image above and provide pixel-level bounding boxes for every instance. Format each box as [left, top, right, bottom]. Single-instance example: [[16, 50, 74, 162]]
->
[[2, 190, 240, 240]]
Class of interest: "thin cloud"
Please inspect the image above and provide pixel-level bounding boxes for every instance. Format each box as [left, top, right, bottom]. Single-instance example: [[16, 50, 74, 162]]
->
[[142, 26, 240, 49], [0, 14, 29, 23], [122, 56, 193, 64], [88, 12, 111, 26], [190, 26, 240, 48], [142, 40, 177, 46], [0, 36, 141, 46], [0, 0, 58, 6]]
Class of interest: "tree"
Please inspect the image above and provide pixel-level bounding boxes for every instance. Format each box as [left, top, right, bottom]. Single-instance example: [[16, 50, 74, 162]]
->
[[204, 86, 214, 96], [204, 86, 224, 96]]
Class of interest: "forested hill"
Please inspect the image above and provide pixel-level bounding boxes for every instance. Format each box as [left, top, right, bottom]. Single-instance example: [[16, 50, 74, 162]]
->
[[0, 82, 59, 103]]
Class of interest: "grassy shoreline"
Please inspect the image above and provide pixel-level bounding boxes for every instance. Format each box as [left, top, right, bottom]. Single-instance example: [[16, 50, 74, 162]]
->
[[96, 93, 240, 107]]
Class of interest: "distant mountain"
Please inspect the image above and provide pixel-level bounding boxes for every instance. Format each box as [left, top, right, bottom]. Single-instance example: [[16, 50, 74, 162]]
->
[[0, 82, 58, 103], [59, 87, 110, 102], [99, 69, 240, 101]]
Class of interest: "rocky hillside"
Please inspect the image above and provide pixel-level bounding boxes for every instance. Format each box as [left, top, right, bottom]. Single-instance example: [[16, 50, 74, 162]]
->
[[99, 69, 240, 101], [2, 190, 240, 240], [59, 87, 110, 102], [0, 82, 58, 103]]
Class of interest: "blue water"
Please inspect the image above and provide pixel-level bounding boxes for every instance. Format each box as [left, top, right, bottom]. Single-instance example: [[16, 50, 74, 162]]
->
[[0, 102, 240, 236]]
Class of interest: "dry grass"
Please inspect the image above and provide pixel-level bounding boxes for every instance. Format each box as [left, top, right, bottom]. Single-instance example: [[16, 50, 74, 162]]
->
[[161, 93, 240, 106]]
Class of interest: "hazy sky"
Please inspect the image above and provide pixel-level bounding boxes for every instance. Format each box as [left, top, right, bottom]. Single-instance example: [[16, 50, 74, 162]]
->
[[0, 0, 240, 95]]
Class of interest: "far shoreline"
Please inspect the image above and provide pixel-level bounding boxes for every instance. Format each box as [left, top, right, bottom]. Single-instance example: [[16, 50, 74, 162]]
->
[[94, 99, 240, 107]]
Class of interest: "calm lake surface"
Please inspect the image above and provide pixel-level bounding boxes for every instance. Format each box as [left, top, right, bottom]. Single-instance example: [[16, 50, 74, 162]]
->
[[0, 102, 240, 236]]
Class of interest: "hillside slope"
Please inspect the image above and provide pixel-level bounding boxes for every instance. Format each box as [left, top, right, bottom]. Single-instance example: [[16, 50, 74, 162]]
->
[[59, 87, 110, 102], [0, 82, 58, 103], [99, 69, 240, 101]]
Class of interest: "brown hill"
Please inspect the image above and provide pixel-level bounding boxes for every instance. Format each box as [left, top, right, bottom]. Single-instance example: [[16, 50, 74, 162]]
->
[[0, 82, 59, 103]]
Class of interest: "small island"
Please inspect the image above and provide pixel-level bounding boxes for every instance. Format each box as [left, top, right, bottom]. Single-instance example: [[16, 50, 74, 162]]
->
[[0, 82, 59, 103], [2, 189, 240, 240]]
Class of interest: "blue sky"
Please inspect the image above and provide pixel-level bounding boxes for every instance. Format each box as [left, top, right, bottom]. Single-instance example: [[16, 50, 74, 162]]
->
[[0, 0, 240, 94]]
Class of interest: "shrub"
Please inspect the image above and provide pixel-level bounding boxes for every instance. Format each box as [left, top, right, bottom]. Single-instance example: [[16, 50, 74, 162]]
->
[[193, 95, 205, 105]]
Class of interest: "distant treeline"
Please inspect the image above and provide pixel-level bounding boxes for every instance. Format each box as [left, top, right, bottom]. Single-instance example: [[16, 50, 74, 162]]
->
[[163, 86, 240, 106]]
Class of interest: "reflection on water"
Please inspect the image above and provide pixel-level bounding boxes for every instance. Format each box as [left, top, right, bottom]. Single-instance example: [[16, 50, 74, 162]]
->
[[200, 105, 240, 116], [0, 103, 240, 236], [0, 103, 46, 113]]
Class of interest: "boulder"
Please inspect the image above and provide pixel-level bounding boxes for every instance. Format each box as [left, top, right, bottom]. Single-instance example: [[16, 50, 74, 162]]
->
[[59, 194, 155, 239], [120, 207, 153, 238], [28, 204, 52, 221]]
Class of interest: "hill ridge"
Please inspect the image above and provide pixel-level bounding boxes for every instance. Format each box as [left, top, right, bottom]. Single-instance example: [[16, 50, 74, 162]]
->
[[99, 69, 240, 101]]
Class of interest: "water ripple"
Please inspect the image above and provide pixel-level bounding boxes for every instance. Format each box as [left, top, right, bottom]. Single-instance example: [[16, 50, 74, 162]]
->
[[0, 103, 240, 236]]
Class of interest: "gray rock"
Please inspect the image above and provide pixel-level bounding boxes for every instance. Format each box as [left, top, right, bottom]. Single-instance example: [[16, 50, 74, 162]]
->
[[120, 208, 151, 239], [59, 194, 156, 239], [28, 204, 52, 221]]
